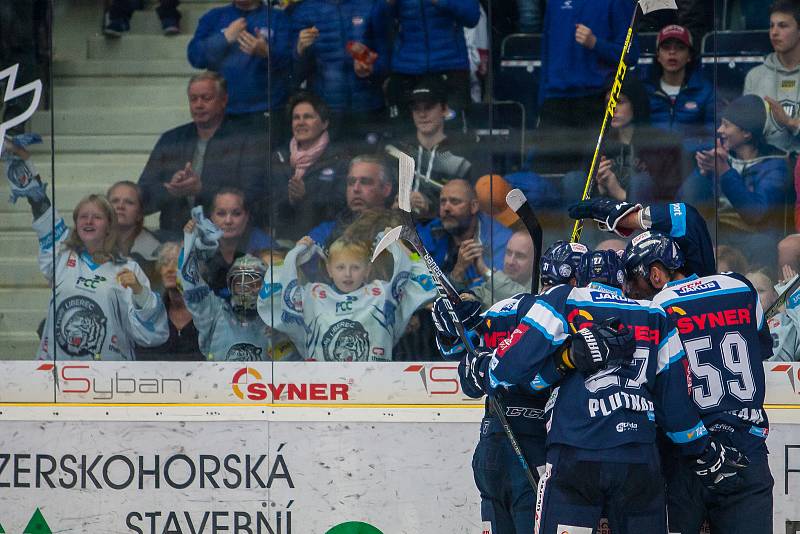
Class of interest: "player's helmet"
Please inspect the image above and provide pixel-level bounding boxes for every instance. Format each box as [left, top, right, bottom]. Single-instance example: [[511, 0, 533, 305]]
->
[[227, 254, 267, 319], [622, 231, 684, 280], [540, 241, 589, 286], [578, 249, 626, 289]]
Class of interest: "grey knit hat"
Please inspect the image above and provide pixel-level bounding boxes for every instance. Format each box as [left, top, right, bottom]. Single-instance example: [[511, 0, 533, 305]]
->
[[722, 94, 768, 141]]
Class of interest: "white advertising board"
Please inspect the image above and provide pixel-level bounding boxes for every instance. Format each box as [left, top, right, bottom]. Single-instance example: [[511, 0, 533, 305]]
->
[[0, 414, 799, 533], [0, 361, 799, 406], [0, 418, 479, 534]]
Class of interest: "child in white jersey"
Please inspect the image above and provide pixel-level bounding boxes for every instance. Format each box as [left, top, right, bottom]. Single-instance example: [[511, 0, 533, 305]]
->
[[259, 233, 435, 361]]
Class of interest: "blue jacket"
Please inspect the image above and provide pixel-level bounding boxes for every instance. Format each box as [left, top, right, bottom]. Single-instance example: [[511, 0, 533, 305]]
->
[[644, 66, 715, 153], [375, 0, 480, 74], [680, 149, 789, 233], [188, 4, 291, 114], [540, 0, 638, 98], [417, 211, 512, 287], [290, 0, 387, 112]]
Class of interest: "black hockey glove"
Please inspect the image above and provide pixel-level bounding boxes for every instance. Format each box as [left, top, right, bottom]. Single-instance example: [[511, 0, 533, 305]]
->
[[431, 295, 483, 341], [560, 318, 635, 376], [459, 349, 493, 398], [568, 199, 642, 237], [694, 438, 749, 494]]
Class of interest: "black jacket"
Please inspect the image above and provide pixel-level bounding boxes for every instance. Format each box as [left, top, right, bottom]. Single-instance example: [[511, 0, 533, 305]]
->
[[138, 119, 268, 235], [272, 143, 350, 241]]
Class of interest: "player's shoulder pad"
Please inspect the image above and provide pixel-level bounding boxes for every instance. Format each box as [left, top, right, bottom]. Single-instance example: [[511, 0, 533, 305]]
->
[[484, 295, 524, 317], [656, 273, 753, 304]]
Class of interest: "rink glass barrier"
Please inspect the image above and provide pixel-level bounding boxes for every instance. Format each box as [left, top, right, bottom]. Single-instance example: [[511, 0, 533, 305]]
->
[[1, 0, 797, 407]]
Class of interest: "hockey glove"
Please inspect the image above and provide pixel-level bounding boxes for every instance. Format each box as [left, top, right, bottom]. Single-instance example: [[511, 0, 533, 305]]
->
[[190, 205, 223, 257], [694, 438, 749, 494], [431, 295, 483, 341], [458, 349, 493, 398], [561, 318, 635, 376], [568, 199, 642, 237]]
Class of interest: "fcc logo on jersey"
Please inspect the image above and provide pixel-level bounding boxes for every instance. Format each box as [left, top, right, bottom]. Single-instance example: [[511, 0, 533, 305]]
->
[[54, 296, 107, 357]]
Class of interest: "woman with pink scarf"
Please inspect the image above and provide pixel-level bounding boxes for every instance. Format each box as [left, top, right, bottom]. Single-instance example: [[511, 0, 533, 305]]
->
[[274, 92, 348, 241]]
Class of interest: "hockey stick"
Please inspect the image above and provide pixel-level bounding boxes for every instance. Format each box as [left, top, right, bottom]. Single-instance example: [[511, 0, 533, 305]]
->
[[374, 147, 541, 490], [506, 189, 543, 294], [569, 0, 677, 244], [766, 273, 800, 320]]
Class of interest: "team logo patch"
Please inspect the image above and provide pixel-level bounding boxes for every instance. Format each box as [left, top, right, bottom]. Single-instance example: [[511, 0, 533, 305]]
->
[[226, 342, 263, 362], [54, 296, 107, 357], [352, 16, 364, 25], [558, 264, 572, 278], [391, 271, 410, 300], [181, 251, 200, 286], [322, 319, 370, 361], [684, 101, 698, 110], [319, 168, 335, 181], [283, 279, 303, 312], [616, 270, 625, 285]]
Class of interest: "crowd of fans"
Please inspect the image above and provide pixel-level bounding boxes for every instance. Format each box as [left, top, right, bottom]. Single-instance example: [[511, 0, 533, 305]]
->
[[5, 0, 800, 362]]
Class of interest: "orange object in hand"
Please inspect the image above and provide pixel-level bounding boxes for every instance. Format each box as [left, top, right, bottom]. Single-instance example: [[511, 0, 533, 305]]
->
[[346, 41, 378, 65]]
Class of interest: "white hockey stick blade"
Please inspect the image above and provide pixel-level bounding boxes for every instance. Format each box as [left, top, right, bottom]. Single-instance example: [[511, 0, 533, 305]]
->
[[386, 144, 414, 213], [505, 188, 528, 213], [372, 225, 404, 262], [638, 0, 677, 14]]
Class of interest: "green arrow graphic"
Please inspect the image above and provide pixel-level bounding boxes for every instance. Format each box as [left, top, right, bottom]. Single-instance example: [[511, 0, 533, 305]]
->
[[23, 509, 52, 534], [325, 522, 383, 534]]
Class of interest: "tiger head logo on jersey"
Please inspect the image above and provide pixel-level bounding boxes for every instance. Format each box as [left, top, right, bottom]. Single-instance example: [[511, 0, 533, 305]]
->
[[226, 342, 264, 362], [322, 319, 370, 361], [54, 296, 107, 357]]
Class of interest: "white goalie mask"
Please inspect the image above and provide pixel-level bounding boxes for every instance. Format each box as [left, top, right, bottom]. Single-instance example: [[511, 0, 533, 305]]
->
[[227, 254, 267, 318]]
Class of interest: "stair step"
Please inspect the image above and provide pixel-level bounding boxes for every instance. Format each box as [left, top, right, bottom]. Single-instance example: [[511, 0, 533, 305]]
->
[[0, 333, 40, 361], [0, 258, 49, 288], [28, 135, 160, 154], [30, 107, 189, 135], [87, 34, 193, 60], [52, 85, 188, 108], [0, 232, 42, 258], [128, 4, 225, 35], [53, 59, 200, 79], [0, 308, 50, 336]]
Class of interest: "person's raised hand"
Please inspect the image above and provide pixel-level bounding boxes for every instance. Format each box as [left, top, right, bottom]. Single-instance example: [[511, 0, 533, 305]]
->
[[224, 17, 248, 43], [117, 268, 144, 294]]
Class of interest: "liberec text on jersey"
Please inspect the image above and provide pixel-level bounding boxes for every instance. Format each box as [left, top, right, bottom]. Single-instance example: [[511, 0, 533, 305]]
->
[[589, 390, 655, 418]]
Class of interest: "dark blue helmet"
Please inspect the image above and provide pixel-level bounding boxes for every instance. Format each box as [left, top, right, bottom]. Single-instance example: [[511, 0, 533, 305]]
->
[[622, 231, 685, 280], [541, 240, 589, 286], [578, 249, 626, 288]]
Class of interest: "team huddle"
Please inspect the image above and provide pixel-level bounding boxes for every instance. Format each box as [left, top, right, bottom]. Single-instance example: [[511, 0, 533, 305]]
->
[[432, 200, 773, 534]]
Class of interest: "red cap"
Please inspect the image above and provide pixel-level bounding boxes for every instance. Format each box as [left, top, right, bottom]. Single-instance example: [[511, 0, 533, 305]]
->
[[657, 24, 693, 49]]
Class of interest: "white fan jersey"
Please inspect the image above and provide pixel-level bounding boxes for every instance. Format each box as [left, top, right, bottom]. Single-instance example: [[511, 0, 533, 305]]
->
[[34, 208, 168, 361], [258, 241, 436, 361]]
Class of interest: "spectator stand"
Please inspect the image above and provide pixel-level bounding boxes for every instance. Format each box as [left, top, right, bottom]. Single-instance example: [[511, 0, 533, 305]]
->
[[496, 33, 541, 128], [700, 29, 771, 104]]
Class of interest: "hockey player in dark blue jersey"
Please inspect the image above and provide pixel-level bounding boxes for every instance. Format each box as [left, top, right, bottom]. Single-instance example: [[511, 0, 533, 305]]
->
[[431, 240, 588, 534], [622, 231, 773, 534], [460, 247, 745, 534], [569, 199, 716, 277]]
